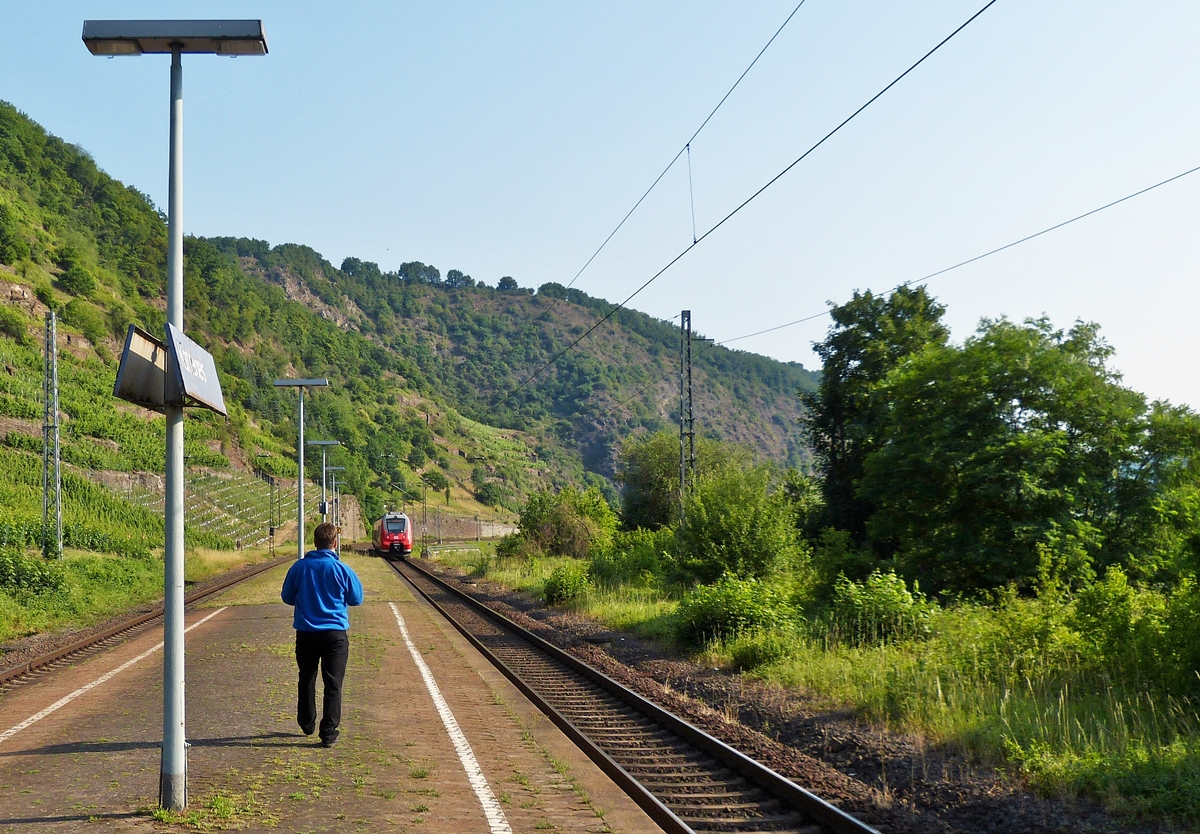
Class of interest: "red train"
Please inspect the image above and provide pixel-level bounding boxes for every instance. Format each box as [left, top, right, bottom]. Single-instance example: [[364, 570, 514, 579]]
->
[[372, 511, 413, 556]]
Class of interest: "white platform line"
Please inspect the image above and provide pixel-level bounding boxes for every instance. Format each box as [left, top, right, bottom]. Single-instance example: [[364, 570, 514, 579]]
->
[[0, 607, 227, 746], [389, 601, 512, 834]]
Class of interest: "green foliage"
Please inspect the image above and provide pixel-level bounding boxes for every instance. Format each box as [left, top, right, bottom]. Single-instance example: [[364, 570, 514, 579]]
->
[[0, 201, 30, 263], [617, 430, 732, 530], [33, 283, 56, 310], [589, 527, 675, 588], [61, 298, 107, 343], [494, 532, 540, 562], [0, 304, 32, 345], [726, 628, 797, 671], [781, 469, 824, 534], [675, 575, 798, 644], [829, 570, 936, 645], [421, 469, 449, 492], [1160, 577, 1200, 694], [860, 317, 1174, 594], [0, 548, 65, 593], [801, 286, 948, 538], [675, 465, 806, 584], [809, 527, 876, 594], [518, 486, 617, 558], [544, 561, 590, 605], [475, 480, 507, 507], [58, 261, 95, 296]]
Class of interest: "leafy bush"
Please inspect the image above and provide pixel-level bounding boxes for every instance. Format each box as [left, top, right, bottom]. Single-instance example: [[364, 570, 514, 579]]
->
[[726, 628, 797, 671], [3, 431, 40, 453], [62, 298, 107, 343], [617, 430, 732, 530], [519, 486, 617, 559], [1070, 566, 1164, 678], [829, 570, 936, 645], [676, 465, 805, 584], [675, 575, 798, 645], [33, 284, 57, 310], [0, 304, 31, 346], [495, 532, 541, 562], [58, 262, 96, 296], [1161, 577, 1200, 694], [589, 527, 674, 588], [544, 561, 590, 605], [476, 481, 506, 507], [810, 527, 877, 594], [0, 548, 65, 593]]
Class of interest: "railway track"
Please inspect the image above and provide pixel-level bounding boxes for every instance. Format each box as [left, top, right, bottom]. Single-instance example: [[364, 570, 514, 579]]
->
[[390, 556, 879, 834], [0, 553, 292, 693]]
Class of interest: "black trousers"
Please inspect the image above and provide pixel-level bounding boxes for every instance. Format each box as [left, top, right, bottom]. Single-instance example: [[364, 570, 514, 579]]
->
[[295, 629, 349, 742]]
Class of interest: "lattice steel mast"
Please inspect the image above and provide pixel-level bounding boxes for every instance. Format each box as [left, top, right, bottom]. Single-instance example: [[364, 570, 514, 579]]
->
[[678, 310, 694, 513]]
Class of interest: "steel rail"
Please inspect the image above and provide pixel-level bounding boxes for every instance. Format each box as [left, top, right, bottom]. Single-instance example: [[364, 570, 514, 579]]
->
[[391, 556, 879, 834], [0, 553, 292, 688]]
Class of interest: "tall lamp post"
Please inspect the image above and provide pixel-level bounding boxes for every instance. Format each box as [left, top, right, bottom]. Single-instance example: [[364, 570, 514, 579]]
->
[[274, 379, 329, 560], [83, 19, 267, 812], [307, 440, 340, 521]]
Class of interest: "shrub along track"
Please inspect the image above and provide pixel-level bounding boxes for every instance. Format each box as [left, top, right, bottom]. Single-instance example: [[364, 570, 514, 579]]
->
[[391, 555, 880, 834], [0, 553, 291, 694]]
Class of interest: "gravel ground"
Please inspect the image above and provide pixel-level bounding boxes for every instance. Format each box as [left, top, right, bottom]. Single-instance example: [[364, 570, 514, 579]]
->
[[425, 560, 1171, 834]]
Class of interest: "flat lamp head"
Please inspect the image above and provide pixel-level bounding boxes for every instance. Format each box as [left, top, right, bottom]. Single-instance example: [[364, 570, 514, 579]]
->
[[83, 20, 268, 56]]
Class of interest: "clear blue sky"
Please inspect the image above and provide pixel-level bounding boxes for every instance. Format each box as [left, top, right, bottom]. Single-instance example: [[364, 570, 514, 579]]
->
[[3, 2, 1199, 406]]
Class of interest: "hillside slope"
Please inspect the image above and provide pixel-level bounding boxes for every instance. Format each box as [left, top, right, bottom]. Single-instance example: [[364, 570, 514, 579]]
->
[[0, 99, 813, 523], [214, 238, 815, 475]]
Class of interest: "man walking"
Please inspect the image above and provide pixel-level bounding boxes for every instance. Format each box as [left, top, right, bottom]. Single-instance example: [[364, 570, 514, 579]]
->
[[281, 522, 364, 748]]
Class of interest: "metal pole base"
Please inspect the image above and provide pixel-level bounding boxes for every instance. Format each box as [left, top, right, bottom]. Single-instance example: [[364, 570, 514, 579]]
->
[[160, 769, 187, 811]]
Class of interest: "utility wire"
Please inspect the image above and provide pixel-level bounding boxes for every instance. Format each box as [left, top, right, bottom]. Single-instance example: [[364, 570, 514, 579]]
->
[[495, 0, 998, 411], [616, 155, 1200, 411], [536, 0, 808, 324], [719, 160, 1200, 346]]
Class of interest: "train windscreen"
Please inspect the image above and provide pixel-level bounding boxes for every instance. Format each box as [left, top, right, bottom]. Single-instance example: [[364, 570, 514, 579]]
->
[[385, 518, 406, 533]]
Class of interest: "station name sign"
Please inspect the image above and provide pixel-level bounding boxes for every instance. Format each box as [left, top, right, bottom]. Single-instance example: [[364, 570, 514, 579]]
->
[[114, 324, 227, 416]]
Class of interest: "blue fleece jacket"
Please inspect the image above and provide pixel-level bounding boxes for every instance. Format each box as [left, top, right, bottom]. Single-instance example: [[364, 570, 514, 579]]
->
[[280, 549, 364, 631]]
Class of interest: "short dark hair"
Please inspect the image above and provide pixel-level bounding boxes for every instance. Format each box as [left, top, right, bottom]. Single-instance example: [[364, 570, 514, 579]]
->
[[314, 522, 337, 550]]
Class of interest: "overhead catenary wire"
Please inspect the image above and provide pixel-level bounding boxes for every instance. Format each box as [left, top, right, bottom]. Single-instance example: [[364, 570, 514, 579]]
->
[[614, 159, 1200, 409], [494, 0, 998, 412], [718, 160, 1200, 347], [536, 0, 809, 324]]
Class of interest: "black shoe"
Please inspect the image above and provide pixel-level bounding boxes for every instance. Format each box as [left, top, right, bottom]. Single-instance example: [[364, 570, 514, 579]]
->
[[319, 735, 337, 748], [300, 722, 315, 736]]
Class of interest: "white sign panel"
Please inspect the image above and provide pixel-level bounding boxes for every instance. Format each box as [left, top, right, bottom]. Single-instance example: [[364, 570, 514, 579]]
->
[[165, 323, 227, 416]]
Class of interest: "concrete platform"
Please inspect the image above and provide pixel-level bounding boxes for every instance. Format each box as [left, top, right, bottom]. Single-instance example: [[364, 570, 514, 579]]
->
[[0, 554, 664, 832]]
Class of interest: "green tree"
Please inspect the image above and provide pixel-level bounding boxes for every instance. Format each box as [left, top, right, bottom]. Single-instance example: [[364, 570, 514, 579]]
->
[[421, 469, 449, 492], [445, 269, 475, 288], [801, 287, 948, 540], [58, 261, 96, 296], [859, 318, 1149, 594], [617, 430, 733, 530]]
